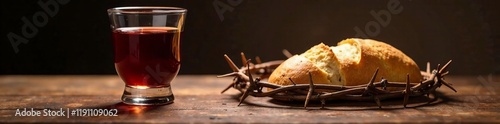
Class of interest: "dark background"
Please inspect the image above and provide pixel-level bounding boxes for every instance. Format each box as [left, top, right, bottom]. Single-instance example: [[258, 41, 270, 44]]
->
[[1, 0, 499, 75]]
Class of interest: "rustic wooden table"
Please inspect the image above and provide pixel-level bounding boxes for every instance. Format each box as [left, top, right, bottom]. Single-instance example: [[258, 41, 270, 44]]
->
[[0, 75, 499, 123]]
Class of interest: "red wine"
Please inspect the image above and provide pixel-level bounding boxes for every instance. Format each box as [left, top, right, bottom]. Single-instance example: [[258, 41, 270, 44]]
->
[[113, 27, 181, 87]]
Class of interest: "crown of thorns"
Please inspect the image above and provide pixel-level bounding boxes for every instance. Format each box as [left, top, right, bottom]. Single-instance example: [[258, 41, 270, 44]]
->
[[218, 50, 456, 109]]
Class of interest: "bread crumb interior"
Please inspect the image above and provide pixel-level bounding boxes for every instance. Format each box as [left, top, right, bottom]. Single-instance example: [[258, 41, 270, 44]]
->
[[300, 43, 342, 85]]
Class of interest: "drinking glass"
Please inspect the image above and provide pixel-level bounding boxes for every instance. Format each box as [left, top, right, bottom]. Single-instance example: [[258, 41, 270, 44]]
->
[[108, 7, 186, 105]]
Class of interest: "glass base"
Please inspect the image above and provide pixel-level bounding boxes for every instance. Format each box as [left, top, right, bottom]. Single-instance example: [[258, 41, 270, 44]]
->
[[121, 85, 174, 105]]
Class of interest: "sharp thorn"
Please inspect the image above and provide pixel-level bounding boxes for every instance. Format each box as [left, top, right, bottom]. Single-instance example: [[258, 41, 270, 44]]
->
[[304, 72, 315, 109], [282, 49, 293, 58], [363, 68, 379, 96], [426, 62, 431, 75], [442, 71, 450, 76], [238, 89, 251, 106], [247, 60, 256, 86], [240, 52, 247, 66], [288, 78, 297, 86], [255, 56, 262, 64], [238, 61, 256, 106], [224, 54, 239, 72], [436, 64, 441, 74], [369, 68, 379, 86], [217, 72, 238, 78], [221, 80, 236, 94], [439, 60, 453, 73], [404, 74, 410, 108], [441, 81, 457, 92]]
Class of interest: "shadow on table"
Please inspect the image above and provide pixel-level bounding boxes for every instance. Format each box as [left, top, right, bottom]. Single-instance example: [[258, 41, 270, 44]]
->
[[234, 91, 453, 111]]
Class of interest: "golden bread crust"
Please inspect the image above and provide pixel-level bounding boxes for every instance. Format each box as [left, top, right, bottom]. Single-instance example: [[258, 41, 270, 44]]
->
[[268, 55, 332, 85], [336, 39, 422, 85], [268, 38, 422, 87]]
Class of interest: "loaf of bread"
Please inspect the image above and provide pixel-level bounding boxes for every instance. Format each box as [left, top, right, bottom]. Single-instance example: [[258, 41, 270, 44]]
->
[[268, 38, 422, 87]]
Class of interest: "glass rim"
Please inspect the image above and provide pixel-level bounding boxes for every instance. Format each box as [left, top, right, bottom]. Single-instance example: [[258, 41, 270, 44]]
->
[[108, 6, 186, 14]]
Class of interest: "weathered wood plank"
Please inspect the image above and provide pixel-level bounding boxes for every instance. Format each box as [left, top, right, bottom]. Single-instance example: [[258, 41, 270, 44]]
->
[[0, 75, 499, 123]]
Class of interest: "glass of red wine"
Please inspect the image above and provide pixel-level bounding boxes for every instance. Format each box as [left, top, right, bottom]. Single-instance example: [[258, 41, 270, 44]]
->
[[108, 7, 186, 105]]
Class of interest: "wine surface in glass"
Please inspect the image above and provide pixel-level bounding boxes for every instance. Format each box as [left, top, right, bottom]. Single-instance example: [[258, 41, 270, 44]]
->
[[113, 27, 181, 88]]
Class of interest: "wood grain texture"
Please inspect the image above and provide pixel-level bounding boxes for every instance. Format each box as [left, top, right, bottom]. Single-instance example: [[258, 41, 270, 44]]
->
[[0, 75, 499, 123]]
